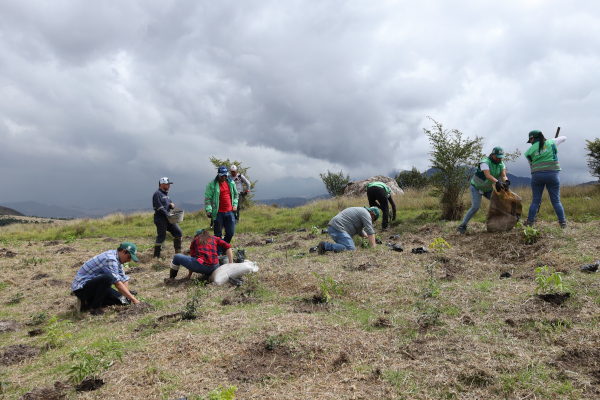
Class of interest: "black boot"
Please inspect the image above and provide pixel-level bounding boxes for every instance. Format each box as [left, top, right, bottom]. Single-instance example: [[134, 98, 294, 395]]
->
[[153, 245, 162, 258], [174, 237, 182, 254], [169, 268, 178, 279]]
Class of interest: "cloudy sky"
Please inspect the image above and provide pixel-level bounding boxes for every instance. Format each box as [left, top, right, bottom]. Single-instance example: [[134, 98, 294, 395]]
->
[[1, 0, 598, 208]]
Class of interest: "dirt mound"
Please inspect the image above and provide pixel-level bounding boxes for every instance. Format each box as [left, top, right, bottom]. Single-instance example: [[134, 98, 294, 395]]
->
[[47, 279, 69, 287], [31, 273, 51, 280], [227, 342, 326, 382], [54, 247, 76, 254], [0, 248, 17, 258], [0, 344, 40, 366], [222, 293, 260, 305], [117, 302, 154, 320], [0, 320, 19, 333], [343, 175, 404, 197], [22, 381, 70, 400], [44, 240, 61, 246]]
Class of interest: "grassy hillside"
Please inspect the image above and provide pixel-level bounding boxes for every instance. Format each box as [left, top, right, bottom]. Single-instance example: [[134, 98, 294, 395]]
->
[[0, 184, 599, 399]]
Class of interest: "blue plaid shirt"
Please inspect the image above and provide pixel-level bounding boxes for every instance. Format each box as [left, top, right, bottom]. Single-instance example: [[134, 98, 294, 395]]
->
[[71, 250, 129, 292]]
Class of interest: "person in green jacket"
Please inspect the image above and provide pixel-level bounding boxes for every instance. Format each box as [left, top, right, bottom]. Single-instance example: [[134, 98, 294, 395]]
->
[[366, 181, 397, 230], [457, 147, 509, 234], [524, 130, 567, 228], [205, 166, 239, 247]]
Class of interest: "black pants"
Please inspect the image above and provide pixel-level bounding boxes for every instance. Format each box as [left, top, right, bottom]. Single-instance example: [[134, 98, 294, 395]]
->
[[367, 186, 390, 229], [154, 214, 183, 245], [73, 275, 125, 309]]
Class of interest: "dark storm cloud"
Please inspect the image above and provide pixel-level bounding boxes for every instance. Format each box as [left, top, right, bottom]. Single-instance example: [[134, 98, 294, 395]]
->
[[1, 0, 599, 208]]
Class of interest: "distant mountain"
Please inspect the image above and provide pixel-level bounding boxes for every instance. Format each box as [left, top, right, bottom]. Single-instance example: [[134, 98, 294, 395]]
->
[[1, 201, 88, 219], [0, 206, 25, 216], [256, 195, 330, 208]]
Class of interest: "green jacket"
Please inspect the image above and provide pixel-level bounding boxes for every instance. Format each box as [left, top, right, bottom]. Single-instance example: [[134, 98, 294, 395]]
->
[[470, 157, 505, 192], [525, 138, 561, 172], [205, 177, 239, 220]]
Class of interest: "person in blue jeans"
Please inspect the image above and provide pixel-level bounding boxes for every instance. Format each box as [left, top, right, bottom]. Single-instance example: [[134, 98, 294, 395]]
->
[[205, 166, 239, 252], [457, 147, 509, 234], [312, 206, 380, 254], [166, 229, 233, 283], [524, 130, 567, 228]]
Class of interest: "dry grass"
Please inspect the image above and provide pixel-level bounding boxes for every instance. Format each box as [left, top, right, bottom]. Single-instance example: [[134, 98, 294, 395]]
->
[[1, 210, 600, 399]]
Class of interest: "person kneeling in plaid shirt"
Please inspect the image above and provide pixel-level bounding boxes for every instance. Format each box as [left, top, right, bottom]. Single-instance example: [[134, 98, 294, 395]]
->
[[166, 229, 233, 283], [71, 242, 141, 316]]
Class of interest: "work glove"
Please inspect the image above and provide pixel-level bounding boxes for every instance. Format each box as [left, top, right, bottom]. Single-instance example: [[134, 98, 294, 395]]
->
[[503, 180, 511, 190], [495, 181, 503, 192], [206, 212, 212, 219]]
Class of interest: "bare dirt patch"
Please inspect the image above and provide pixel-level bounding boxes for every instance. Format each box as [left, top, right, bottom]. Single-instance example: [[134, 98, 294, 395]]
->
[[43, 240, 61, 246], [22, 381, 71, 400], [0, 248, 17, 257], [31, 273, 51, 280], [227, 342, 326, 382], [0, 344, 40, 366], [221, 293, 260, 305], [537, 292, 570, 306], [276, 241, 300, 250], [0, 320, 19, 333], [117, 302, 154, 320], [343, 262, 381, 271], [46, 279, 69, 287], [54, 247, 76, 254]]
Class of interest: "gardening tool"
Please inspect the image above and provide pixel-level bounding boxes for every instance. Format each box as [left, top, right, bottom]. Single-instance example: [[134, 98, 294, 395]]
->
[[555, 126, 561, 138]]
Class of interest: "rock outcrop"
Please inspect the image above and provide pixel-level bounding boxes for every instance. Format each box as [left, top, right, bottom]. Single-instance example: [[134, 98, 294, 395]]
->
[[343, 176, 404, 197]]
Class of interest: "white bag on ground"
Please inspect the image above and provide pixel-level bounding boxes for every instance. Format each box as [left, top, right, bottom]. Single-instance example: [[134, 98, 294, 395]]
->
[[209, 260, 259, 286]]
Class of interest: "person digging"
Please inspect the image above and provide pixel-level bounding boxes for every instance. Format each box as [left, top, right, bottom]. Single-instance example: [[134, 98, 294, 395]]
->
[[366, 181, 397, 231], [71, 242, 141, 316], [311, 206, 380, 254], [457, 146, 509, 234]]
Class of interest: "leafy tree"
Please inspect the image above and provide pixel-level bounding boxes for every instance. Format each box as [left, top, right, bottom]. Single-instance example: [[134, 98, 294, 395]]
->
[[424, 117, 484, 220], [319, 169, 351, 197], [209, 157, 257, 207], [585, 139, 600, 180], [424, 117, 521, 220], [395, 167, 429, 190]]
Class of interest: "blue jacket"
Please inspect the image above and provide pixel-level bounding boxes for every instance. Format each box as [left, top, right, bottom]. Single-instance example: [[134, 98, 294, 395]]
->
[[153, 188, 173, 217]]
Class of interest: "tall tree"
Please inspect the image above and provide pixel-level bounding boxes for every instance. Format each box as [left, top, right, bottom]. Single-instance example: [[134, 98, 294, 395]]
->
[[586, 139, 600, 180], [208, 157, 257, 207]]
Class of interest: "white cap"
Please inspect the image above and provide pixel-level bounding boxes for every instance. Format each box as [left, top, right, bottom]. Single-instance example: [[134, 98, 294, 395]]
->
[[159, 177, 173, 184], [230, 165, 237, 171]]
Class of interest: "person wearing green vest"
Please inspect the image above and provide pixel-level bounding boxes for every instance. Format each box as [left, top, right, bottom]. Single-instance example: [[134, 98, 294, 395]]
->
[[457, 147, 509, 234], [524, 130, 567, 228], [366, 181, 397, 230]]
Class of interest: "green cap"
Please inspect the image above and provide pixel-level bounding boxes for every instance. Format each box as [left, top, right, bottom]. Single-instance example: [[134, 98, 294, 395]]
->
[[365, 206, 380, 221], [195, 229, 205, 236], [492, 146, 505, 158], [119, 242, 138, 262], [527, 130, 542, 143]]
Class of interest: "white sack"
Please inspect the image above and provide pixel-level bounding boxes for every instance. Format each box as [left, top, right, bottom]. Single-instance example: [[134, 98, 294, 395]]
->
[[209, 260, 259, 286]]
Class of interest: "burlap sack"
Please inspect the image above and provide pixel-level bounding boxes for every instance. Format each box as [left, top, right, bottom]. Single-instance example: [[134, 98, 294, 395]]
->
[[486, 188, 522, 232]]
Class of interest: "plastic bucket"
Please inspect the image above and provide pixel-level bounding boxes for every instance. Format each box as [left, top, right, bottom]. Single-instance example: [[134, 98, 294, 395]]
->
[[167, 209, 184, 224]]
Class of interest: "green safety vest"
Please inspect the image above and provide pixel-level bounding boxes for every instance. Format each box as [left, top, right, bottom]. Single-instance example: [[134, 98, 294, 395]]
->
[[366, 182, 391, 196], [525, 138, 561, 172], [470, 157, 504, 192]]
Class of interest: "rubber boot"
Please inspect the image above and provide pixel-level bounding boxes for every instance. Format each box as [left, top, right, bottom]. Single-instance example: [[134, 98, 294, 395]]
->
[[174, 237, 182, 254], [153, 245, 162, 259], [169, 268, 178, 279]]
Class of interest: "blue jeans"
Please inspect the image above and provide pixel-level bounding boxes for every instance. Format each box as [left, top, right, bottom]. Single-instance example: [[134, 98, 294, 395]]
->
[[172, 254, 219, 275], [324, 226, 356, 252], [460, 185, 492, 227], [214, 211, 236, 246], [527, 170, 565, 223]]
